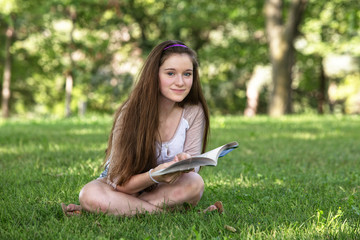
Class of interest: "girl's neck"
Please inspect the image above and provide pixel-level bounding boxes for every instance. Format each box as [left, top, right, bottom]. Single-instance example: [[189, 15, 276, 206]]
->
[[157, 97, 183, 142], [158, 97, 179, 120]]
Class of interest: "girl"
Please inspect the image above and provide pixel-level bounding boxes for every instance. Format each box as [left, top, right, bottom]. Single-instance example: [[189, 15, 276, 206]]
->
[[62, 40, 221, 216]]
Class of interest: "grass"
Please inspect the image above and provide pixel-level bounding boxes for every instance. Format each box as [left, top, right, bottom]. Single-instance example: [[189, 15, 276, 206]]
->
[[1, 114, 360, 239]]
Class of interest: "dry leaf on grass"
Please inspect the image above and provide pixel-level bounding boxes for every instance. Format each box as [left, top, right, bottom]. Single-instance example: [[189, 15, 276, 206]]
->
[[224, 225, 237, 232]]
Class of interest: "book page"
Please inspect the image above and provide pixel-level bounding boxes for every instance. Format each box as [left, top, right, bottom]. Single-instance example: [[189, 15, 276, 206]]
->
[[195, 145, 225, 161], [151, 141, 238, 176], [151, 158, 214, 176]]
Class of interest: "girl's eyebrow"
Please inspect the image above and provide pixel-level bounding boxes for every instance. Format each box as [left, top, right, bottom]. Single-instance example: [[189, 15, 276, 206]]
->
[[164, 68, 193, 71]]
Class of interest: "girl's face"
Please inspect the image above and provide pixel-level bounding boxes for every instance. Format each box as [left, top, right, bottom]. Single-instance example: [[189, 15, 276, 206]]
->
[[158, 53, 193, 105]]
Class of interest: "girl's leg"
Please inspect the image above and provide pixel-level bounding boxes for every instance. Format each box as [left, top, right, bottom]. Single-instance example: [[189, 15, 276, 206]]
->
[[139, 172, 204, 208], [77, 171, 204, 216], [78, 179, 162, 216]]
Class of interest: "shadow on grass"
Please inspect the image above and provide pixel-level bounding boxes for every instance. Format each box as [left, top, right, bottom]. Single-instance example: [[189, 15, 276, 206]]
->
[[1, 115, 360, 239]]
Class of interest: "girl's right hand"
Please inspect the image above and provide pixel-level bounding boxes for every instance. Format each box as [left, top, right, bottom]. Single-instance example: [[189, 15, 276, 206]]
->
[[152, 153, 192, 184]]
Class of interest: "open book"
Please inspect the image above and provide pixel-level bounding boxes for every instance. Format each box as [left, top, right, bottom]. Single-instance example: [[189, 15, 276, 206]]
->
[[151, 141, 239, 176]]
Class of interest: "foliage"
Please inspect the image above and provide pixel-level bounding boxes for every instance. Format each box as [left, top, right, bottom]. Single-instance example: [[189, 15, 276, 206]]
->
[[0, 0, 359, 116], [1, 115, 360, 238], [293, 0, 360, 114]]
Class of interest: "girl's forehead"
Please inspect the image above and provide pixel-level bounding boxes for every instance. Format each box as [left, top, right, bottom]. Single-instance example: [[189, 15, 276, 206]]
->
[[161, 54, 193, 68]]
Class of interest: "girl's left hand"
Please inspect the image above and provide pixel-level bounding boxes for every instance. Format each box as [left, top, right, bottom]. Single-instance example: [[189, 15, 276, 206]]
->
[[152, 152, 192, 184]]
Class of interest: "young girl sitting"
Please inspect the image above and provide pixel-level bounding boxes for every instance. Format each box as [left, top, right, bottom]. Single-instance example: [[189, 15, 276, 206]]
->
[[62, 40, 223, 216]]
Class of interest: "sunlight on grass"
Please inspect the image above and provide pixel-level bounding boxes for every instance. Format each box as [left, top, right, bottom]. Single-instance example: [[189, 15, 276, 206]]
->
[[207, 174, 261, 188], [274, 178, 284, 186], [306, 207, 358, 236], [211, 116, 227, 129], [46, 157, 104, 178], [289, 132, 318, 140], [1, 115, 360, 239]]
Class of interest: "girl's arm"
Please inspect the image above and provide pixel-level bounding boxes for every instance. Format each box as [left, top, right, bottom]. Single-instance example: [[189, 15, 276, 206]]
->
[[112, 153, 191, 194], [183, 104, 205, 156]]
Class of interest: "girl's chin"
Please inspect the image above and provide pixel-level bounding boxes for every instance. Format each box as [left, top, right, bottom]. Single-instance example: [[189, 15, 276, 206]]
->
[[160, 96, 186, 104]]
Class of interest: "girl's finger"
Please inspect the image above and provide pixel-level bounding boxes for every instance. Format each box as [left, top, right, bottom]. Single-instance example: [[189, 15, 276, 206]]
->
[[169, 172, 181, 184], [177, 152, 191, 161]]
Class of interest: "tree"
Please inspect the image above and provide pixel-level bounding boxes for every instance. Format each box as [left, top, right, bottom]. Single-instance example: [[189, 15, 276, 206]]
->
[[265, 0, 307, 116], [296, 0, 360, 114], [1, 0, 54, 117], [1, 17, 14, 118], [2, 0, 357, 116], [0, 1, 17, 118], [64, 5, 76, 117], [37, 0, 118, 116]]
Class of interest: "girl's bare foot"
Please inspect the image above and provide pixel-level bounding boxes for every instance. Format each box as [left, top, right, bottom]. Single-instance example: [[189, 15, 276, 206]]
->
[[61, 203, 82, 216], [202, 201, 224, 214]]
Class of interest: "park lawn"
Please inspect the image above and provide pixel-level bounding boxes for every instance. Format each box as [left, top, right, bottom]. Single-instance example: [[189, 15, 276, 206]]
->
[[0, 115, 359, 239]]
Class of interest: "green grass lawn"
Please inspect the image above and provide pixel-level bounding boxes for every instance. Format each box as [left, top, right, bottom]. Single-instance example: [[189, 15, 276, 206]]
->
[[1, 115, 360, 239]]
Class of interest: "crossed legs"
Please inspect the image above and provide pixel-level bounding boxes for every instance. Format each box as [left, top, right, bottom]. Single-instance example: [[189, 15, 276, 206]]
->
[[75, 172, 204, 216]]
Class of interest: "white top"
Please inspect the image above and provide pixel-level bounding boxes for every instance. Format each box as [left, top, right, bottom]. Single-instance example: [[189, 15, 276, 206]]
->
[[157, 110, 188, 164]]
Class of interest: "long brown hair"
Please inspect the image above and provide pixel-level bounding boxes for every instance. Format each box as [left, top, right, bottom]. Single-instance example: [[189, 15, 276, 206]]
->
[[106, 40, 210, 186]]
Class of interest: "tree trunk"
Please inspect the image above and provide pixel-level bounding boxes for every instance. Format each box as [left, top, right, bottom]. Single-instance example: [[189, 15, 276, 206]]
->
[[65, 7, 76, 118], [1, 25, 14, 118], [65, 71, 73, 117], [265, 0, 307, 116], [317, 58, 327, 114], [244, 65, 271, 117]]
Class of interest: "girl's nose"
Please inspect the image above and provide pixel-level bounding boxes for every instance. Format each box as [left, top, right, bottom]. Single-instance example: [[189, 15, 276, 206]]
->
[[175, 74, 184, 86]]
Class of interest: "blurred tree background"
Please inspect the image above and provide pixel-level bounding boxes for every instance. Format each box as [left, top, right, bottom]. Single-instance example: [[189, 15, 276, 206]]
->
[[0, 0, 359, 118]]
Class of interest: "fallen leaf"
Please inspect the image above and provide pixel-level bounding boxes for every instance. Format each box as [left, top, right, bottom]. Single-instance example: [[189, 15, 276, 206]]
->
[[224, 225, 236, 232]]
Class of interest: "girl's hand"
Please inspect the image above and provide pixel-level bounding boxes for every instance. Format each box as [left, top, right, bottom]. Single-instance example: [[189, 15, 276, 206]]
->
[[152, 152, 192, 184]]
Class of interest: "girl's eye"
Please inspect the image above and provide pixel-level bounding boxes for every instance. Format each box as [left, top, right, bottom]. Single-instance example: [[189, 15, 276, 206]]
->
[[184, 72, 192, 77], [167, 72, 175, 76]]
